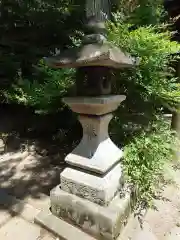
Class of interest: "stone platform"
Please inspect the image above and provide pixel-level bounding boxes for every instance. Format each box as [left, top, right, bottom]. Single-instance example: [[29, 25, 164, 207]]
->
[[36, 186, 131, 240]]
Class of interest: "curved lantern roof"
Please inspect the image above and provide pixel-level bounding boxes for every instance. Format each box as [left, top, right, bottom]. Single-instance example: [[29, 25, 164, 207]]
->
[[45, 43, 136, 69]]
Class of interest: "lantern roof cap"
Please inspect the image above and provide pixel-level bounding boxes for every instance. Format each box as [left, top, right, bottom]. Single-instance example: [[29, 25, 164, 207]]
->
[[45, 43, 136, 69]]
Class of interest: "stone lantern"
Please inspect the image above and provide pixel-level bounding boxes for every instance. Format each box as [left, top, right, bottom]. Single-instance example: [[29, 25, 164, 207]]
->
[[36, 1, 135, 239]]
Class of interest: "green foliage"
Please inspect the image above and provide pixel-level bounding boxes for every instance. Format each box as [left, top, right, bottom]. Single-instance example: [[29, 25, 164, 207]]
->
[[108, 14, 180, 206], [0, 0, 82, 88], [108, 18, 180, 111], [130, 0, 164, 26], [3, 60, 75, 114], [123, 119, 177, 206], [115, 0, 165, 25]]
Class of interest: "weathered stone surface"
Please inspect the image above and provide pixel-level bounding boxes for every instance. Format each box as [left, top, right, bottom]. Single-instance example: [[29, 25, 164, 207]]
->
[[82, 34, 107, 45], [75, 66, 113, 96], [35, 209, 96, 240], [0, 139, 5, 153], [0, 189, 40, 223], [63, 95, 126, 116], [64, 112, 123, 174], [85, 0, 111, 23], [45, 43, 135, 69], [61, 164, 122, 206], [50, 186, 131, 240], [118, 213, 145, 240], [65, 135, 122, 174], [0, 217, 41, 240], [63, 96, 125, 173], [0, 190, 56, 240]]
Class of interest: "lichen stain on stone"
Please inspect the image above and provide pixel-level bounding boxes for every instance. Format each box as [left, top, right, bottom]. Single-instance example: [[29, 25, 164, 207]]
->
[[99, 223, 112, 236], [52, 204, 99, 233], [113, 206, 131, 239], [79, 213, 96, 227]]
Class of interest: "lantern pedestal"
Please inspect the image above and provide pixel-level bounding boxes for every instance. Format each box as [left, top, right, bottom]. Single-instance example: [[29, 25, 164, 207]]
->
[[35, 96, 132, 240], [63, 95, 126, 175]]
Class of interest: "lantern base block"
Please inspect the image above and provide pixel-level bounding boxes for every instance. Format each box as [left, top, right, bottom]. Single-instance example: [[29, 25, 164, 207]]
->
[[60, 163, 123, 206], [35, 186, 132, 240]]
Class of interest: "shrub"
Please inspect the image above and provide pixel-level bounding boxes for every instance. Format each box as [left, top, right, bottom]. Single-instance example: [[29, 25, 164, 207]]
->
[[123, 119, 177, 206], [108, 18, 180, 111], [108, 15, 180, 207], [116, 0, 164, 26], [3, 60, 75, 114]]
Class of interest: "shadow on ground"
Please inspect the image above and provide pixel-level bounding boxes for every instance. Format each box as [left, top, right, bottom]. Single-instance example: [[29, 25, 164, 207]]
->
[[0, 104, 82, 214]]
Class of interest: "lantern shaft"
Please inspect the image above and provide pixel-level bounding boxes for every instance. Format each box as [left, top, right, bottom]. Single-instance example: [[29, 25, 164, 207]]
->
[[86, 0, 111, 21]]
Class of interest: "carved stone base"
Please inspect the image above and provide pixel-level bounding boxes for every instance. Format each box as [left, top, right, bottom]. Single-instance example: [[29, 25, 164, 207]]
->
[[61, 164, 123, 206], [35, 209, 97, 240], [48, 185, 131, 240]]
